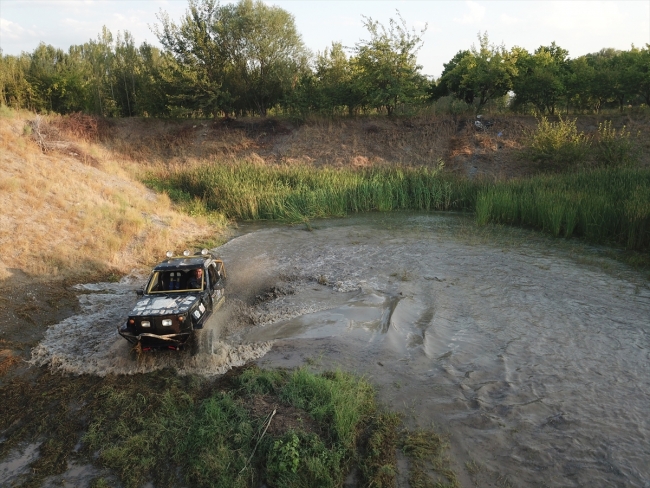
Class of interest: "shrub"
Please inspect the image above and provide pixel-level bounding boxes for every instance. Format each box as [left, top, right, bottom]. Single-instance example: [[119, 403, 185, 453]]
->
[[594, 120, 640, 167], [525, 116, 590, 167]]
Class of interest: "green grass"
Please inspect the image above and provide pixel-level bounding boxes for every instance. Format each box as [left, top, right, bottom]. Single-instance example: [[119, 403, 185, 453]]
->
[[475, 168, 650, 251], [0, 365, 461, 488], [402, 429, 459, 488], [76, 366, 449, 488], [144, 163, 479, 223], [146, 162, 650, 253]]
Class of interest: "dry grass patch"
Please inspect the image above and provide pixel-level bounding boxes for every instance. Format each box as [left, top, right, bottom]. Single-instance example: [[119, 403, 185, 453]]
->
[[0, 113, 218, 282]]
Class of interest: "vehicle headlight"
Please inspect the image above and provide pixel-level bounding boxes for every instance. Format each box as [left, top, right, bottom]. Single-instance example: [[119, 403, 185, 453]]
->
[[162, 319, 172, 326], [141, 321, 151, 327]]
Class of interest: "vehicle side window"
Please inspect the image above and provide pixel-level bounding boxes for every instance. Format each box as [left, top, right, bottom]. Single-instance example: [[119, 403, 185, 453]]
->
[[208, 264, 218, 288]]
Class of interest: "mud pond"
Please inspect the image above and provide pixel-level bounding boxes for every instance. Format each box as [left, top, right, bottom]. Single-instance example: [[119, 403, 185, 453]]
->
[[17, 213, 650, 486]]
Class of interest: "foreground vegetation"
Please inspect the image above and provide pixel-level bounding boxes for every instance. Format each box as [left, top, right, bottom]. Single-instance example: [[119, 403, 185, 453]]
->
[[0, 366, 457, 488]]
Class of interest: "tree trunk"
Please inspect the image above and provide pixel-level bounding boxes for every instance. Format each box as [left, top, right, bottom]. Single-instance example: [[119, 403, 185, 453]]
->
[[123, 72, 131, 116]]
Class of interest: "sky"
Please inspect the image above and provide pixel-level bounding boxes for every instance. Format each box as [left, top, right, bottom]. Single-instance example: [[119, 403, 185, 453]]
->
[[1, 0, 649, 78]]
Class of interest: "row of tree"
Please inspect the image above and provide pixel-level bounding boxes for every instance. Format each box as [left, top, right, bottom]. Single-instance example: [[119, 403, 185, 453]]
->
[[1, 0, 649, 117], [434, 35, 650, 115]]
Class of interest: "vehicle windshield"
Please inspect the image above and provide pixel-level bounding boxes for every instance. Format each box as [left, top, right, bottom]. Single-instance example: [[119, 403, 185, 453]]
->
[[146, 269, 203, 293]]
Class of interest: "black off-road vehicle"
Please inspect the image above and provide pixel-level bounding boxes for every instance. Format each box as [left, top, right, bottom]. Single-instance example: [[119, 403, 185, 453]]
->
[[118, 250, 226, 351]]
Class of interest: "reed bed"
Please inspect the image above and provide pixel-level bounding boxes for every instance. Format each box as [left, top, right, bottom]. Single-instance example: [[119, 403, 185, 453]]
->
[[147, 163, 650, 253], [146, 163, 480, 222], [476, 168, 650, 251]]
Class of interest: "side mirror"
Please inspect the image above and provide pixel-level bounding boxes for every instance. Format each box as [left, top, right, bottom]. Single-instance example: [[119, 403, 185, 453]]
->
[[136, 289, 144, 296]]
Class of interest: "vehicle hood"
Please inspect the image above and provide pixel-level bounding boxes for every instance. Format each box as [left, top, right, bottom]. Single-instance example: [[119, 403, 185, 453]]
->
[[129, 294, 201, 317]]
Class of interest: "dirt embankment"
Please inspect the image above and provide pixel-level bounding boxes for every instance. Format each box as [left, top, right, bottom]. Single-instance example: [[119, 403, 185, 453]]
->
[[103, 112, 650, 175]]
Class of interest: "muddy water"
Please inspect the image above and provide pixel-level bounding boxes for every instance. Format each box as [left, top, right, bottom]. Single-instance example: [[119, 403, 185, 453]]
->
[[31, 213, 649, 486]]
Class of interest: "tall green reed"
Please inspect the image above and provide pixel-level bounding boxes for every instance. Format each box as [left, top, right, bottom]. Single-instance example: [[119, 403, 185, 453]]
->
[[147, 163, 478, 223], [146, 162, 650, 252], [475, 168, 650, 250]]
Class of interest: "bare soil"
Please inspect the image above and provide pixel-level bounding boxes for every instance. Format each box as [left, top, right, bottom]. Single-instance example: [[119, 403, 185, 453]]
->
[[102, 112, 650, 177]]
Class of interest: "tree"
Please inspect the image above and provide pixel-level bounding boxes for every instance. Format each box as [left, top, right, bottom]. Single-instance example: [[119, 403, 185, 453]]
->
[[155, 0, 226, 116], [136, 43, 174, 116], [430, 49, 473, 102], [620, 45, 650, 108], [315, 42, 364, 114], [155, 0, 308, 116], [0, 51, 34, 109], [511, 42, 569, 114], [218, 0, 309, 116], [585, 49, 619, 113], [565, 56, 596, 112], [444, 32, 516, 113], [353, 11, 427, 115]]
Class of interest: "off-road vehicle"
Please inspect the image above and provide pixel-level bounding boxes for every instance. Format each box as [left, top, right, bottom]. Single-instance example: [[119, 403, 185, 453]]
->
[[118, 249, 226, 350]]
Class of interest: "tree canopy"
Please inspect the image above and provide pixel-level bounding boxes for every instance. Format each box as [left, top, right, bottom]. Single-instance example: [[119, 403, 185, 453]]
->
[[1, 1, 648, 118], [353, 12, 427, 115]]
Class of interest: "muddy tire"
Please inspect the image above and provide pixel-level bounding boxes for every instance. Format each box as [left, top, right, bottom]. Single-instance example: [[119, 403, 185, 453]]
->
[[189, 332, 200, 356]]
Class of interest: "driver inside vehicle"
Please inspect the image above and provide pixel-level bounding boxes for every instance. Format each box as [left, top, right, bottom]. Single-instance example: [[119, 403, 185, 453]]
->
[[188, 268, 203, 289]]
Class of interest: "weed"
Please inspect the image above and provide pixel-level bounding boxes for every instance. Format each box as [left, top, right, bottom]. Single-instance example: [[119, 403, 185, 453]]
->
[[594, 120, 640, 167], [465, 458, 481, 475], [0, 104, 15, 118], [475, 168, 650, 251], [90, 478, 114, 488], [524, 116, 590, 168], [358, 412, 401, 487], [402, 428, 459, 488], [144, 163, 476, 223]]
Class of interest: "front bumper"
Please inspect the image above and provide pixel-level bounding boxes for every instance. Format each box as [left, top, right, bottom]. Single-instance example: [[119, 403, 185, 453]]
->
[[118, 328, 191, 347]]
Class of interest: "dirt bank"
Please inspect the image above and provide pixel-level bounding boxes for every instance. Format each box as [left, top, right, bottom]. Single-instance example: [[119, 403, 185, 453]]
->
[[104, 112, 650, 177]]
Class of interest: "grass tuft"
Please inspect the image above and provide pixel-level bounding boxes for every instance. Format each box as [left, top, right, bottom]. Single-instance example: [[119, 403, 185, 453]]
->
[[402, 428, 459, 488]]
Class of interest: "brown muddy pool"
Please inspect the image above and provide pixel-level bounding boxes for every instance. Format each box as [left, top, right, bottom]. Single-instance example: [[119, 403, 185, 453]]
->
[[28, 213, 650, 487]]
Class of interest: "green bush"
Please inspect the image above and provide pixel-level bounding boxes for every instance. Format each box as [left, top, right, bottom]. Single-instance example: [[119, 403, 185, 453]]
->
[[594, 120, 640, 167], [525, 116, 590, 167]]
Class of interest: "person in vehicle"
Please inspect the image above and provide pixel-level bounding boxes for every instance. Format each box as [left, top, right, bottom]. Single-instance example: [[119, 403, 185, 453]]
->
[[188, 268, 203, 289]]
